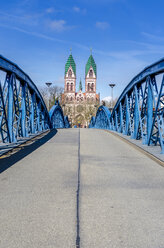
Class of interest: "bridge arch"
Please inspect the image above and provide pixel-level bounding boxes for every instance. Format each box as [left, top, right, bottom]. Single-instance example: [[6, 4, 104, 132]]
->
[[93, 106, 111, 129], [49, 103, 67, 129]]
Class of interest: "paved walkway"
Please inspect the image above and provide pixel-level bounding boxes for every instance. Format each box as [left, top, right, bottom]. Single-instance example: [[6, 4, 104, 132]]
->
[[0, 129, 164, 248]]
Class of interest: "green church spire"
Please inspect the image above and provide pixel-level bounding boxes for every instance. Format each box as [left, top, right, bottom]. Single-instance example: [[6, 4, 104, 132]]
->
[[79, 78, 82, 91], [65, 52, 76, 76], [85, 53, 97, 77]]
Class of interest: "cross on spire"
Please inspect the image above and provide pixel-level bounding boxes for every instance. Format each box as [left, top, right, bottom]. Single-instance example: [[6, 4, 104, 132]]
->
[[90, 47, 92, 55], [70, 47, 72, 54]]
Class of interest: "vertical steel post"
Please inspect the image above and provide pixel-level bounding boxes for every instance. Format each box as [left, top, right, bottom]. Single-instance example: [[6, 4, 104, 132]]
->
[[119, 102, 123, 133], [41, 109, 45, 130], [115, 110, 118, 131], [147, 81, 153, 144], [37, 101, 42, 132], [130, 91, 135, 138], [133, 85, 140, 139], [30, 93, 35, 133], [125, 94, 130, 135], [21, 83, 26, 137], [139, 79, 148, 144], [8, 73, 14, 142]]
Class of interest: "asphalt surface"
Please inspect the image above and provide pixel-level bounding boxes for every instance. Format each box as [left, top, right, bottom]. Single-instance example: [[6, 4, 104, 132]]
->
[[0, 129, 78, 248], [0, 128, 164, 248]]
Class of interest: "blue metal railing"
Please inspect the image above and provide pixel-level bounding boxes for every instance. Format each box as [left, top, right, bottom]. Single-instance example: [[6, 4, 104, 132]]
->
[[89, 58, 164, 153], [0, 55, 69, 144]]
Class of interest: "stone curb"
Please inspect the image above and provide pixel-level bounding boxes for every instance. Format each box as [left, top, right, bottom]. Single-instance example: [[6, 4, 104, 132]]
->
[[104, 129, 164, 168]]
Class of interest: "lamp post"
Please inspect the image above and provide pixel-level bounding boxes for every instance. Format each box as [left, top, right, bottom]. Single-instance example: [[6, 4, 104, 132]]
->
[[45, 82, 52, 111], [109, 83, 116, 110]]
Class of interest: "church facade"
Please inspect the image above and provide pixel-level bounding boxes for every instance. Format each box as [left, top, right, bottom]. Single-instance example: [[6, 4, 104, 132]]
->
[[61, 53, 100, 127]]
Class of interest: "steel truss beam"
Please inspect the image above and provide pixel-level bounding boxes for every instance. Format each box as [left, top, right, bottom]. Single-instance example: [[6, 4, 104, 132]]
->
[[89, 58, 164, 153], [0, 55, 70, 144]]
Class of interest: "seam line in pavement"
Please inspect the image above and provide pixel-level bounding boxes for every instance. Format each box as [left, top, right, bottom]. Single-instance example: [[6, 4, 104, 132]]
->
[[76, 128, 81, 248]]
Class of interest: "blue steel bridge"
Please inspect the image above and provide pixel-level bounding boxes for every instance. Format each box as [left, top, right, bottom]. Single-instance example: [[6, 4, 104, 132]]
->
[[0, 55, 164, 248]]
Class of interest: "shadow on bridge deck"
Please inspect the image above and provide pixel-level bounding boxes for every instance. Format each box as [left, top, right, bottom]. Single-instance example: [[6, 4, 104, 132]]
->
[[0, 129, 57, 174]]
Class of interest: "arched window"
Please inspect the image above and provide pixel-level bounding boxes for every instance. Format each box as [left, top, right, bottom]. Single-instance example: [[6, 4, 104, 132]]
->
[[87, 97, 90, 102], [88, 83, 90, 91], [68, 69, 72, 78], [70, 96, 73, 101], [89, 69, 93, 78], [66, 96, 69, 102], [91, 83, 94, 91], [91, 97, 94, 102], [67, 83, 69, 91], [77, 97, 79, 101], [71, 83, 73, 91]]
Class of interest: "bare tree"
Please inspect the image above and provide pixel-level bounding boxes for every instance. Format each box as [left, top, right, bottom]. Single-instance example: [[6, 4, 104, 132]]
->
[[49, 86, 64, 108], [101, 97, 118, 109], [39, 85, 64, 110]]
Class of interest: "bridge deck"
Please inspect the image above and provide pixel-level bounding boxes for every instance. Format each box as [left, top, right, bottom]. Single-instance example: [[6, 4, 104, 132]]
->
[[0, 129, 164, 248]]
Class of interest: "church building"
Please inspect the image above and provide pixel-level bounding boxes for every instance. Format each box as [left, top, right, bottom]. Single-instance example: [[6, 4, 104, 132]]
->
[[61, 53, 100, 127]]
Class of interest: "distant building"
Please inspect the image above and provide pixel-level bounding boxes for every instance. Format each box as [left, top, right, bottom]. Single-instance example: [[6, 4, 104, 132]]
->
[[61, 52, 100, 127]]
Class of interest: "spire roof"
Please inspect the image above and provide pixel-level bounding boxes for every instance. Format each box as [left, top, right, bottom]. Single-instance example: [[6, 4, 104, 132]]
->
[[79, 78, 82, 91], [85, 54, 97, 77], [65, 54, 76, 76]]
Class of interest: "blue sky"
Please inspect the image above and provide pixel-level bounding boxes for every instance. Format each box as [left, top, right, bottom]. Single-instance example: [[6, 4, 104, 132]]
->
[[1, 0, 164, 100]]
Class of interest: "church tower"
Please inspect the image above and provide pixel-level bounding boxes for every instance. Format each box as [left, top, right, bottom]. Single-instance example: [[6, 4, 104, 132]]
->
[[61, 51, 99, 127], [64, 53, 76, 101], [85, 54, 97, 102]]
